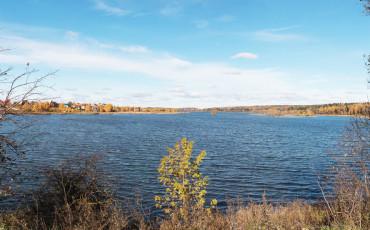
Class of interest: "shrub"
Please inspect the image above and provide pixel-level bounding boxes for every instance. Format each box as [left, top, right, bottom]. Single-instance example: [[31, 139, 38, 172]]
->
[[0, 155, 128, 230], [328, 111, 370, 229], [155, 138, 217, 221]]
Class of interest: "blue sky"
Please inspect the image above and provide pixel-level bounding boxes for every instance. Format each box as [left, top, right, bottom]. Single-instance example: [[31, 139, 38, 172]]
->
[[0, 0, 369, 107]]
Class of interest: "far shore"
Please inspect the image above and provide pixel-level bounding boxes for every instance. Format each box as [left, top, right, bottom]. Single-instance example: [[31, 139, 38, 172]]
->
[[245, 112, 357, 118], [22, 111, 365, 118], [24, 111, 183, 115], [16, 102, 368, 117]]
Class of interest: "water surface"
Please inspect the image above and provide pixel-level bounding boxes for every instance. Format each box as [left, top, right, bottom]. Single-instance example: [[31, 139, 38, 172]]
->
[[7, 113, 351, 208]]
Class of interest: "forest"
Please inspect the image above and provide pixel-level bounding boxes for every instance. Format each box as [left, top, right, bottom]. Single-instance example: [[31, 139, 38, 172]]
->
[[13, 101, 370, 116], [205, 103, 370, 116]]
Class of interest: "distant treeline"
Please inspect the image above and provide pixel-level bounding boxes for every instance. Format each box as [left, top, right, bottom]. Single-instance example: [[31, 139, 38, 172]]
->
[[16, 101, 178, 113], [205, 102, 370, 116], [11, 101, 369, 116]]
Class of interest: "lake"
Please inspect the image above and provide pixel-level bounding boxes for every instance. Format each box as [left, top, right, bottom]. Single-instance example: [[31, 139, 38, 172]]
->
[[4, 112, 352, 209]]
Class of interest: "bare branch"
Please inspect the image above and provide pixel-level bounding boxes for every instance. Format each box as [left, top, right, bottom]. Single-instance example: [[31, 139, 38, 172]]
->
[[0, 49, 55, 194]]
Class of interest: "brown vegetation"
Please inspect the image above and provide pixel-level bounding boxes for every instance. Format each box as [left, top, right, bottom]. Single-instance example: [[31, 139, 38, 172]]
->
[[11, 100, 370, 117], [17, 101, 179, 114], [158, 200, 328, 230], [325, 110, 370, 229], [0, 155, 128, 230], [206, 102, 370, 117]]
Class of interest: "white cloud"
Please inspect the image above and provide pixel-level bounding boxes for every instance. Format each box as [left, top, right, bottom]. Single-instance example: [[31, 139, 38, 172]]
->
[[119, 45, 149, 54], [65, 31, 79, 40], [231, 52, 258, 60], [74, 38, 150, 54], [160, 1, 182, 16], [94, 0, 128, 16], [0, 27, 366, 107], [254, 26, 307, 42], [0, 33, 291, 106]]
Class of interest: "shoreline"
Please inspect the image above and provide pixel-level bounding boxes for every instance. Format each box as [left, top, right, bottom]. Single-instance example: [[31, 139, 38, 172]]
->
[[245, 112, 358, 118], [22, 111, 363, 118], [24, 111, 183, 115]]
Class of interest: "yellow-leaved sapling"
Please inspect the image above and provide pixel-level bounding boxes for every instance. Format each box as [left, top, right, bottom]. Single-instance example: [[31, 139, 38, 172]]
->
[[155, 138, 217, 220]]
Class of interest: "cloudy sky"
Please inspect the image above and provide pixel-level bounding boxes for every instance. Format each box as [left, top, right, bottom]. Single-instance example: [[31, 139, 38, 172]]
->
[[0, 0, 369, 107]]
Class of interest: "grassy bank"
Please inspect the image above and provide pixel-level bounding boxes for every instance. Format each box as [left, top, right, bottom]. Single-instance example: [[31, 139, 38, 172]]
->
[[0, 158, 366, 230]]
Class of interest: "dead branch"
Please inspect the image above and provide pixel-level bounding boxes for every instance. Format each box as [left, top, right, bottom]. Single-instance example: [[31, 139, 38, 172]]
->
[[0, 49, 55, 195]]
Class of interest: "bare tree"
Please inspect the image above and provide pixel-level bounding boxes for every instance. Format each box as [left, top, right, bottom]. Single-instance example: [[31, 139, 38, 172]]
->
[[317, 3, 370, 227], [361, 0, 370, 13], [366, 54, 370, 89], [0, 48, 55, 196]]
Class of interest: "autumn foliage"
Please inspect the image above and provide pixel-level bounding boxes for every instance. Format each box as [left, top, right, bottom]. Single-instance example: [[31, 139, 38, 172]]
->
[[206, 102, 370, 117], [155, 138, 217, 221], [17, 100, 178, 113]]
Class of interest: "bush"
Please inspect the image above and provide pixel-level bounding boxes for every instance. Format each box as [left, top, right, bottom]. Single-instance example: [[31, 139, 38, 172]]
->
[[155, 138, 217, 222], [0, 155, 128, 230], [328, 111, 370, 229]]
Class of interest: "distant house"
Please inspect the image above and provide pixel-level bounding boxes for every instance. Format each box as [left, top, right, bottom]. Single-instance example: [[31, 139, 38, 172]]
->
[[72, 103, 82, 111], [92, 104, 99, 112], [49, 101, 59, 108]]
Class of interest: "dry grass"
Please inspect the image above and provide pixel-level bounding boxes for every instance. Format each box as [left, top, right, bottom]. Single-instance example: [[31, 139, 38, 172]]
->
[[227, 200, 327, 230], [0, 200, 334, 230], [0, 155, 129, 230], [326, 168, 369, 229], [158, 199, 328, 230], [1, 177, 369, 230]]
